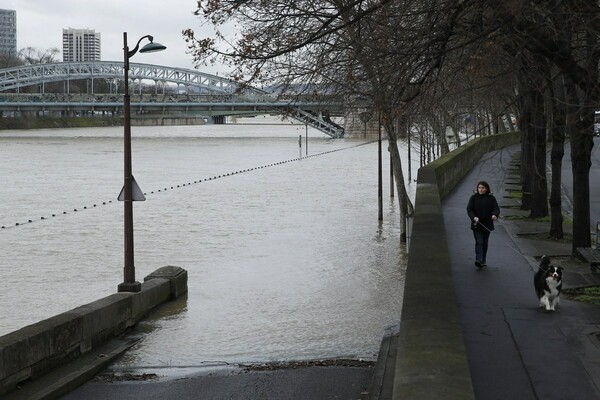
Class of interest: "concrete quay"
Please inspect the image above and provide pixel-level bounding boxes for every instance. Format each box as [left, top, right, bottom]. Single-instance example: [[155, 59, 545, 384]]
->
[[0, 266, 187, 400]]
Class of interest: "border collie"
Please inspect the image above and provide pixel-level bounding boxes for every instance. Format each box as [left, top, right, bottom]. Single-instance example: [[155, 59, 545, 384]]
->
[[534, 255, 563, 311]]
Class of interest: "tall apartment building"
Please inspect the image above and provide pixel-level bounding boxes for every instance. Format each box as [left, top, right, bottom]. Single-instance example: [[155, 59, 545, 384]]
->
[[0, 9, 17, 57], [62, 28, 101, 62]]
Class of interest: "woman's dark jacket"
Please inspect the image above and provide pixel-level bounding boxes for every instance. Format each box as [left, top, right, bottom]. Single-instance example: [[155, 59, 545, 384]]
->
[[467, 193, 500, 232]]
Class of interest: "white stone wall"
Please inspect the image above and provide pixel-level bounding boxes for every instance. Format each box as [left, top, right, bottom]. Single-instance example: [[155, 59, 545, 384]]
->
[[344, 108, 381, 138]]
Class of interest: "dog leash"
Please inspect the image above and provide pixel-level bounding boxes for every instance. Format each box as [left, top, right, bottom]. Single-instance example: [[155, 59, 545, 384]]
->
[[474, 219, 525, 257]]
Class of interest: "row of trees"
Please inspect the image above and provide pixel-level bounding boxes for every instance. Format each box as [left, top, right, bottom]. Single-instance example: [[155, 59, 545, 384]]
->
[[0, 47, 60, 69], [183, 0, 598, 251], [0, 47, 91, 94]]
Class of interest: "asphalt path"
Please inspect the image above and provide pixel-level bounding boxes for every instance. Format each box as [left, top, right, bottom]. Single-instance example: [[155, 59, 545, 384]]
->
[[443, 143, 600, 400]]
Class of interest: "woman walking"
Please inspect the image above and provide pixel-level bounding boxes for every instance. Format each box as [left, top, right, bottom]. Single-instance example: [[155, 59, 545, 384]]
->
[[467, 181, 500, 269]]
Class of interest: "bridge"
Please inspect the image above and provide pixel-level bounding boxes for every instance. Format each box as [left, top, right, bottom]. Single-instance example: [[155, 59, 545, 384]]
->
[[0, 61, 345, 138]]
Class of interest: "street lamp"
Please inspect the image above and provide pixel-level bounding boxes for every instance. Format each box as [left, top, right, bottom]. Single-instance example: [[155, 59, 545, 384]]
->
[[118, 32, 166, 293]]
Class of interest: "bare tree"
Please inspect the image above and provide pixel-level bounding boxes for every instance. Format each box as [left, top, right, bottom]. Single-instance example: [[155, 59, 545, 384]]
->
[[184, 0, 478, 240], [18, 47, 60, 65], [184, 0, 598, 249], [0, 53, 22, 69]]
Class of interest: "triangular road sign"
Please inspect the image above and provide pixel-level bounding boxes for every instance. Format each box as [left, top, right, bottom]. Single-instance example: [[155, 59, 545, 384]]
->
[[118, 176, 146, 201]]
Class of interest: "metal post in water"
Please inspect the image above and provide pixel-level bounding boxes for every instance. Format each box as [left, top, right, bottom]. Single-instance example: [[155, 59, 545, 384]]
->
[[406, 213, 413, 253], [299, 134, 302, 158], [407, 120, 412, 181], [390, 155, 394, 198], [378, 114, 383, 221], [305, 123, 308, 156]]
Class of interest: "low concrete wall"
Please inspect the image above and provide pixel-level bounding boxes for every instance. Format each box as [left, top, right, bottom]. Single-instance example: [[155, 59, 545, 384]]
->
[[0, 266, 187, 396], [131, 117, 206, 126], [392, 133, 520, 399]]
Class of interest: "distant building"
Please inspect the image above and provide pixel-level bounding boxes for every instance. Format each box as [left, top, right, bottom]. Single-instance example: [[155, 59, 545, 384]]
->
[[0, 9, 17, 57], [62, 28, 101, 62]]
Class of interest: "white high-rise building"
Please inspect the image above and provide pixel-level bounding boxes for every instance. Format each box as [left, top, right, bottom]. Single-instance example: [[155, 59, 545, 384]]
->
[[62, 28, 101, 62], [0, 9, 17, 57]]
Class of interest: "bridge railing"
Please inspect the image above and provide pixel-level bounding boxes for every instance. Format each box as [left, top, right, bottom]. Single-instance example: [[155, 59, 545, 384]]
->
[[0, 92, 279, 103]]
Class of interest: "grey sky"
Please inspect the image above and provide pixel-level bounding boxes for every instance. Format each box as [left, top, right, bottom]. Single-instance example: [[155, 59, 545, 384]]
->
[[2, 0, 227, 74]]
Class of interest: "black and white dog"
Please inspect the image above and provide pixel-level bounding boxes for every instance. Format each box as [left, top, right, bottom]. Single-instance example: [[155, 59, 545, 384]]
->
[[534, 255, 563, 311]]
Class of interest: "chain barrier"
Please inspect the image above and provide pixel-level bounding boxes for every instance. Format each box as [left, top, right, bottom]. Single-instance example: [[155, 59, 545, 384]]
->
[[1, 141, 374, 231]]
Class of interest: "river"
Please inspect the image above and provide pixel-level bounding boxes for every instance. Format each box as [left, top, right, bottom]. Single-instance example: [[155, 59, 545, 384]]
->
[[0, 118, 407, 372]]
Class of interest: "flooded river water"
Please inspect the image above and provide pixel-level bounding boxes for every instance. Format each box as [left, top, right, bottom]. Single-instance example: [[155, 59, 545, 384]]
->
[[0, 119, 407, 370]]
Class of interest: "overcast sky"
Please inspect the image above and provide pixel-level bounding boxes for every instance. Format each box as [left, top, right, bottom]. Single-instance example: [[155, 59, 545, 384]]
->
[[2, 0, 228, 74]]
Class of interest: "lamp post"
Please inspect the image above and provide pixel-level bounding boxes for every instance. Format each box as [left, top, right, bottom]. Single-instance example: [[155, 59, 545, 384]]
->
[[118, 32, 166, 293]]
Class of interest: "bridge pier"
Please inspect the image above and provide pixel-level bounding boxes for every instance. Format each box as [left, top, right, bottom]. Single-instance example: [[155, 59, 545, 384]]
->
[[344, 108, 380, 138], [209, 115, 226, 124]]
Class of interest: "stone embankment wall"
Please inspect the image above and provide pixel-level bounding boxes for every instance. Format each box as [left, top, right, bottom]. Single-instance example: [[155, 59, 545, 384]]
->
[[392, 132, 520, 399], [0, 266, 187, 396], [0, 116, 205, 130], [343, 108, 381, 138]]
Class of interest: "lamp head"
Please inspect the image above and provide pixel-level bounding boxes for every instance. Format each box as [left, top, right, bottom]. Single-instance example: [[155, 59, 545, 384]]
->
[[140, 40, 166, 54], [125, 33, 167, 59]]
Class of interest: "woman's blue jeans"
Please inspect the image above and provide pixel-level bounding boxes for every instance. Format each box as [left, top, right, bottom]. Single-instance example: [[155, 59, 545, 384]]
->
[[473, 229, 490, 263]]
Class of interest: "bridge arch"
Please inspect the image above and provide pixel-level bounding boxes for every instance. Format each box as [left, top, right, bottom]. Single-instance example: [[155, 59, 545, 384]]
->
[[0, 61, 243, 94]]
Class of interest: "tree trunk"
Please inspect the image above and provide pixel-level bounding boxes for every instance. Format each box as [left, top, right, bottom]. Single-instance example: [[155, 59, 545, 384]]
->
[[529, 88, 548, 218], [440, 111, 451, 155], [564, 76, 593, 252], [518, 87, 533, 211], [382, 114, 414, 243], [548, 76, 566, 239], [397, 115, 409, 140], [570, 115, 593, 251]]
